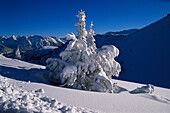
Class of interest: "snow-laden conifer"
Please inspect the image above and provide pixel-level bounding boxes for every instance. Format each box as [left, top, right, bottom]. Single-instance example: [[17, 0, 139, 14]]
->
[[15, 46, 21, 59], [46, 10, 121, 93]]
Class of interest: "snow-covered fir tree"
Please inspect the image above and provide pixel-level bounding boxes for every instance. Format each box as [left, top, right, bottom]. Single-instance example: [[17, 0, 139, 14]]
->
[[74, 9, 87, 42], [15, 46, 21, 59], [86, 21, 97, 52], [46, 10, 121, 93]]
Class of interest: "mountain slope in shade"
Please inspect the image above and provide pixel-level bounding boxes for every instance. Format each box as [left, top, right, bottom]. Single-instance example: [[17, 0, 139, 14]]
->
[[0, 44, 13, 55], [105, 28, 139, 35], [94, 34, 125, 48], [117, 15, 170, 88], [94, 29, 139, 48]]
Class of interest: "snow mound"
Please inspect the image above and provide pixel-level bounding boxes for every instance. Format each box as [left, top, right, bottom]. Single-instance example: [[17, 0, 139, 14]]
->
[[35, 88, 45, 93], [129, 84, 154, 94], [0, 75, 96, 113]]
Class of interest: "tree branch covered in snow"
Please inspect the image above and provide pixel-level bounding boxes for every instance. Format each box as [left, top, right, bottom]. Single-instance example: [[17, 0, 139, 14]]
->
[[46, 10, 121, 93]]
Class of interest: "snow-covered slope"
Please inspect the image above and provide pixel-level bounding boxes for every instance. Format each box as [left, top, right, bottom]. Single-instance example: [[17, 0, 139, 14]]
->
[[0, 55, 170, 113], [117, 15, 170, 88], [0, 76, 95, 113]]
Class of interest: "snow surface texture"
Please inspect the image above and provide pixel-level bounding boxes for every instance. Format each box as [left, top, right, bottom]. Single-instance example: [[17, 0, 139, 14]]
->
[[0, 55, 170, 113], [46, 10, 121, 93], [0, 75, 96, 113]]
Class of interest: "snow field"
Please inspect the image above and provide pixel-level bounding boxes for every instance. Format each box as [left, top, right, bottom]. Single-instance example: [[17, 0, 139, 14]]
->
[[0, 75, 96, 113], [0, 55, 170, 113]]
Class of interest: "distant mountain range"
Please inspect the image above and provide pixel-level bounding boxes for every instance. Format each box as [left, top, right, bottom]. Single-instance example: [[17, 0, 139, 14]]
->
[[0, 35, 65, 57], [0, 28, 138, 61]]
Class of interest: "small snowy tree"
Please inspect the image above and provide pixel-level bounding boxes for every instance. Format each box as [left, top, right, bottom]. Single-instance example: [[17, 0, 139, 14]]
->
[[15, 46, 21, 59], [46, 10, 121, 93]]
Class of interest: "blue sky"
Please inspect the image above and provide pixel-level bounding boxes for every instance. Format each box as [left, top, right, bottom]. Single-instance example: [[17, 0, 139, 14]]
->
[[0, 0, 170, 38]]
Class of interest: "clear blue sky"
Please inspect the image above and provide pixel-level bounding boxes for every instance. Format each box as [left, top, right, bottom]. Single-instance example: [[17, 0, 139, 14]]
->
[[0, 0, 170, 38]]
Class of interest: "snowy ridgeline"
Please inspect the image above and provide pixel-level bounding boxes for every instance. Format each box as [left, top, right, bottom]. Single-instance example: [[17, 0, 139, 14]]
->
[[0, 75, 96, 113], [46, 10, 121, 93], [94, 29, 139, 48]]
